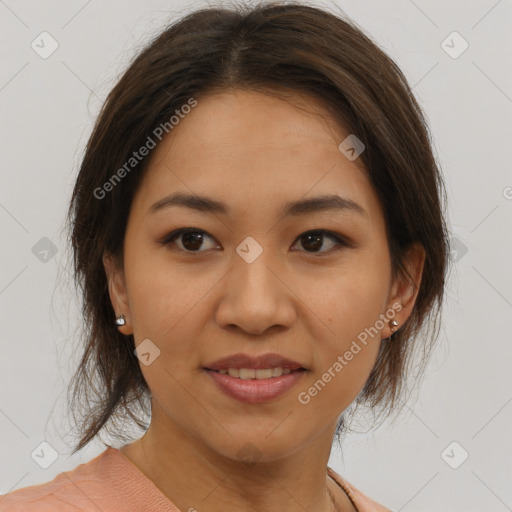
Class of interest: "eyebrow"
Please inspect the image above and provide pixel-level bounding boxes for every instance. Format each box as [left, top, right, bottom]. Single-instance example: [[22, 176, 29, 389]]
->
[[148, 192, 367, 218]]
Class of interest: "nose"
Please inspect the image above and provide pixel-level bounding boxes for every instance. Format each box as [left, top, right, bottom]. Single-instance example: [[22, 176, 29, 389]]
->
[[214, 250, 297, 336]]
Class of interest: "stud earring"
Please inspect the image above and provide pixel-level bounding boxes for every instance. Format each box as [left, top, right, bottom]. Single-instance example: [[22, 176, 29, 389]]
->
[[115, 313, 126, 326], [389, 319, 399, 334]]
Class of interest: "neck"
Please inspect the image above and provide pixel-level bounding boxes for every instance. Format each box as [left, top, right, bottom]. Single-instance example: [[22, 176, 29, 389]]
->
[[120, 403, 355, 512]]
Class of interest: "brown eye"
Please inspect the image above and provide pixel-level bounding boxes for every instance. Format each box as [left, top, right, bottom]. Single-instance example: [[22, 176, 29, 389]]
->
[[161, 229, 218, 253], [292, 230, 348, 254], [160, 228, 349, 255]]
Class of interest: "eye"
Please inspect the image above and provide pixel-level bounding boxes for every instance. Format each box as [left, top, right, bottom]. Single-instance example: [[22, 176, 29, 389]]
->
[[159, 228, 350, 254], [160, 228, 219, 253], [291, 229, 349, 254]]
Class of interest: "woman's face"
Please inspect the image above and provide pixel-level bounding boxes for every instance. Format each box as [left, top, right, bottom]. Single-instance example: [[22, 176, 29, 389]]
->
[[105, 89, 423, 461]]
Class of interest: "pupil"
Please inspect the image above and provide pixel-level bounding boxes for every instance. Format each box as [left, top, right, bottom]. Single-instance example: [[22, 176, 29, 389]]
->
[[182, 232, 203, 251], [302, 232, 322, 252]]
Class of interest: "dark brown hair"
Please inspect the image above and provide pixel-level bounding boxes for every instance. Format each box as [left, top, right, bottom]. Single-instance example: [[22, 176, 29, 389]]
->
[[66, 0, 449, 454]]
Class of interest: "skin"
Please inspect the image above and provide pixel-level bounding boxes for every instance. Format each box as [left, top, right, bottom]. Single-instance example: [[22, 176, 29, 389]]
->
[[104, 88, 425, 512]]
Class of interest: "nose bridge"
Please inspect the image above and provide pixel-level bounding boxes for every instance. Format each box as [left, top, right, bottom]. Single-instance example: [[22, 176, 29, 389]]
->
[[215, 236, 294, 334], [232, 237, 280, 303]]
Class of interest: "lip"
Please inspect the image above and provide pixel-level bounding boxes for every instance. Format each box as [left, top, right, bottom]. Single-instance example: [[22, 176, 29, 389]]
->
[[204, 352, 306, 371], [204, 368, 307, 404]]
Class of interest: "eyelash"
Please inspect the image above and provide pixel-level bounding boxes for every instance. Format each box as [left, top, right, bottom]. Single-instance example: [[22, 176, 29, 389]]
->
[[159, 228, 351, 256]]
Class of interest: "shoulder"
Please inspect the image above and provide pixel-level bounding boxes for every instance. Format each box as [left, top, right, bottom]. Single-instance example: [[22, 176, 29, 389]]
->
[[0, 447, 119, 511], [327, 467, 395, 512]]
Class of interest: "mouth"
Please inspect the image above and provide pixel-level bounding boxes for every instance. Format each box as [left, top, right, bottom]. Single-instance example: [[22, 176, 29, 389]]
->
[[203, 366, 308, 404], [205, 367, 307, 379]]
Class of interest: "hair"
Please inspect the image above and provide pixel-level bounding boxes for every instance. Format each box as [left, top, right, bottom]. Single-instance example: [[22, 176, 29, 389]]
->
[[66, 0, 450, 455]]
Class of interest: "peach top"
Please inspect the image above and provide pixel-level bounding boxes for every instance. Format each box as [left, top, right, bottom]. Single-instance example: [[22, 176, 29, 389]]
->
[[0, 446, 393, 511]]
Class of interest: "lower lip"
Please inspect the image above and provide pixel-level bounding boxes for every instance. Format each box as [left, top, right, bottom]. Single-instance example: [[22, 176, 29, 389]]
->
[[204, 369, 307, 404]]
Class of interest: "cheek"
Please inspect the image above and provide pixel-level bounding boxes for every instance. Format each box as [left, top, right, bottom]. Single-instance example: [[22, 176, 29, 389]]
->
[[307, 256, 389, 405], [318, 250, 390, 338], [123, 241, 208, 364], [303, 302, 384, 418]]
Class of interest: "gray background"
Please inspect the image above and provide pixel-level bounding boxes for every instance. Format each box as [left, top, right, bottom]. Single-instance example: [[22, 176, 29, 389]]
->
[[1, 0, 511, 510]]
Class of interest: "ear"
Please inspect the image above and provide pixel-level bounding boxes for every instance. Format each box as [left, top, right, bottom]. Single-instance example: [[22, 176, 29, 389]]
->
[[103, 252, 133, 336], [383, 242, 425, 338]]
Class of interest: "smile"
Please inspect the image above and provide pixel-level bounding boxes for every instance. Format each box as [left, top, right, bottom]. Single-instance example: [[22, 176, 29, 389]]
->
[[212, 367, 295, 379], [204, 367, 307, 404]]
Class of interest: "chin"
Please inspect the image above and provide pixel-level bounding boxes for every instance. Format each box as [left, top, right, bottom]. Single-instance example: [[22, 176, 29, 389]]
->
[[204, 429, 308, 465]]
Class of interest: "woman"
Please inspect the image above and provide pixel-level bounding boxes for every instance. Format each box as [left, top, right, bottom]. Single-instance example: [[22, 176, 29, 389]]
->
[[0, 2, 449, 511]]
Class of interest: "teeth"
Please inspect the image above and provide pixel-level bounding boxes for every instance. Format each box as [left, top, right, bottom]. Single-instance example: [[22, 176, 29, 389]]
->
[[239, 368, 255, 379], [216, 367, 296, 379], [255, 369, 273, 379]]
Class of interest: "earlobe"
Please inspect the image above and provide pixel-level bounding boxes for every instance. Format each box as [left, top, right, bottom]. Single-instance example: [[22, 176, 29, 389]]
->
[[102, 252, 133, 335]]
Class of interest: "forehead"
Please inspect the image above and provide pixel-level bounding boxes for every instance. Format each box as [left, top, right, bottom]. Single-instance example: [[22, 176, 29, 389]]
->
[[160, 89, 354, 161], [130, 89, 381, 224]]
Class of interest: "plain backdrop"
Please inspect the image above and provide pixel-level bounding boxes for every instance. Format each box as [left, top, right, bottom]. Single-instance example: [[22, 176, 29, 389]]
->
[[1, 1, 511, 510]]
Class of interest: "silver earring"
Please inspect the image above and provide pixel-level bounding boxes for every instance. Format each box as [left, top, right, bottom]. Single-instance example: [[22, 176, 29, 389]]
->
[[390, 319, 399, 334], [115, 313, 126, 326]]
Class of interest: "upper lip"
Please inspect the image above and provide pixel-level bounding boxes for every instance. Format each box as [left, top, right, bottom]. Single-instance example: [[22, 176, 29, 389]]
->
[[204, 352, 306, 371]]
